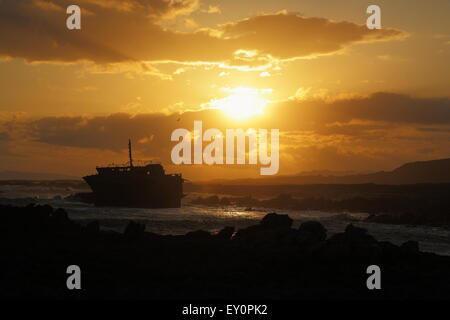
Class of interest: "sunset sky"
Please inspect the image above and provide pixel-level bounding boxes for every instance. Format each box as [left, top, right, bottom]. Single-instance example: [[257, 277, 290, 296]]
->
[[0, 0, 449, 180]]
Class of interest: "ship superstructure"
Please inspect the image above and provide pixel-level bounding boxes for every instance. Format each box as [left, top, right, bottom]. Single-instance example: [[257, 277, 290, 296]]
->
[[83, 140, 183, 208]]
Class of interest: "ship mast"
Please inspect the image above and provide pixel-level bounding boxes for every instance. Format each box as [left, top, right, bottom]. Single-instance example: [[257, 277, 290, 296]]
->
[[128, 139, 134, 168]]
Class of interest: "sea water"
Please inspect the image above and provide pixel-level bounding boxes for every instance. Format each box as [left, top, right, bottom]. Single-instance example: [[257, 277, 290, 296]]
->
[[1, 183, 449, 256]]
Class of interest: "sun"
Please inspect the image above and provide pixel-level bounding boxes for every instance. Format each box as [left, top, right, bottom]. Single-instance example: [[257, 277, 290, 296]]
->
[[211, 87, 271, 120]]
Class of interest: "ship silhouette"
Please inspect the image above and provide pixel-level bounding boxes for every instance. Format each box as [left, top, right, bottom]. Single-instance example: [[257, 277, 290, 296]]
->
[[83, 140, 183, 208]]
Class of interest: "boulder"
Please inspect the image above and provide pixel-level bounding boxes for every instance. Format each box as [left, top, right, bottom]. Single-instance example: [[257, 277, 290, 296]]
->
[[401, 240, 419, 253], [315, 224, 381, 261], [260, 213, 293, 229], [52, 208, 70, 224], [233, 213, 294, 247], [297, 221, 327, 244], [34, 204, 53, 221], [342, 224, 378, 245], [123, 221, 145, 239], [216, 226, 234, 240], [185, 230, 212, 240], [85, 220, 100, 235]]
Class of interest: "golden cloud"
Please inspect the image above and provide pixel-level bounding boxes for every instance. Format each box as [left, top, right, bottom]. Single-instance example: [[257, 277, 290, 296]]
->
[[0, 2, 408, 66]]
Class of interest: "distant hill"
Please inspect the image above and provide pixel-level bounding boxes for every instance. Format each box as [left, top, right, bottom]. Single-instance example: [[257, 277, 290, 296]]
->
[[0, 170, 79, 180], [202, 158, 450, 185]]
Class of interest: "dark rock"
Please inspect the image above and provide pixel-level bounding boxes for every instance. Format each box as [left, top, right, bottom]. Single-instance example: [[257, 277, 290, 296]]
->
[[52, 208, 70, 224], [260, 212, 293, 229], [233, 213, 296, 247], [316, 224, 381, 262], [341, 224, 378, 245], [233, 225, 280, 247], [35, 204, 53, 218], [85, 220, 100, 234], [123, 221, 145, 239], [297, 221, 327, 244], [345, 224, 368, 237], [65, 192, 96, 204], [379, 240, 400, 258], [401, 240, 419, 253], [216, 226, 234, 240], [185, 230, 212, 240], [1, 203, 450, 300]]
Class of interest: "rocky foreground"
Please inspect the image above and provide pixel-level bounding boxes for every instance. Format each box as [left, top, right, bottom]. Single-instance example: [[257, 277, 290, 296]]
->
[[1, 204, 450, 299]]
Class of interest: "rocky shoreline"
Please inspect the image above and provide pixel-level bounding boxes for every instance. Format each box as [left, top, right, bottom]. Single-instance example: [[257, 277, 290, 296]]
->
[[1, 204, 450, 299], [63, 191, 450, 228], [190, 193, 450, 228]]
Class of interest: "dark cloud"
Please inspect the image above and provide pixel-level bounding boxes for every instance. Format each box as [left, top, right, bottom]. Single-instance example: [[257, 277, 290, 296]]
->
[[30, 112, 176, 151], [13, 92, 448, 167], [83, 0, 199, 18], [0, 2, 407, 64], [266, 92, 450, 130], [417, 127, 450, 133], [0, 91, 448, 174]]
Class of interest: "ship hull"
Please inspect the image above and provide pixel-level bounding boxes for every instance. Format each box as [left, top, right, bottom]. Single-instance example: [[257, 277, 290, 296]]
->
[[83, 174, 183, 208]]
